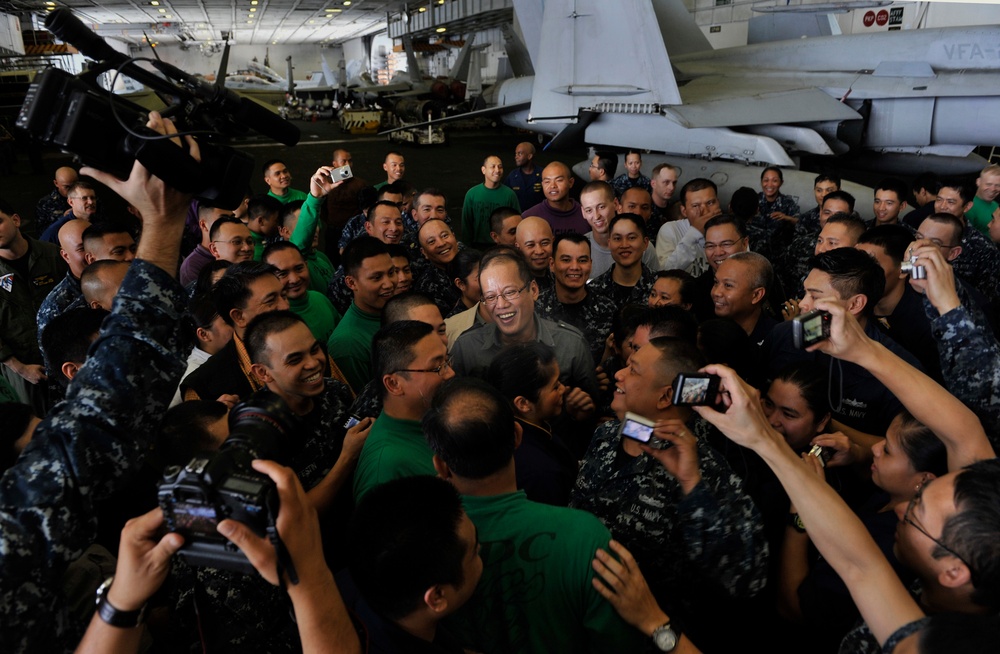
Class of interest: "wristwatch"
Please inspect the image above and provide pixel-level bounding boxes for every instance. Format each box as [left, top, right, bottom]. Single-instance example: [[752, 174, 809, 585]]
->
[[789, 512, 807, 533], [95, 576, 146, 628], [652, 621, 680, 652]]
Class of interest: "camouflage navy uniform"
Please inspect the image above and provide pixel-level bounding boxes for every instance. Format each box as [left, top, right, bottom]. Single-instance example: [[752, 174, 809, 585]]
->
[[0, 259, 188, 652], [35, 189, 70, 234], [648, 202, 674, 245], [336, 212, 368, 252], [413, 263, 462, 318], [570, 419, 768, 618], [587, 263, 657, 310], [777, 206, 820, 298], [170, 379, 354, 652], [326, 265, 354, 315], [611, 173, 652, 197], [749, 192, 799, 279], [37, 272, 85, 346], [924, 300, 1000, 450], [536, 286, 616, 365], [348, 378, 382, 419], [951, 225, 1000, 306], [837, 583, 926, 654], [337, 210, 422, 253]]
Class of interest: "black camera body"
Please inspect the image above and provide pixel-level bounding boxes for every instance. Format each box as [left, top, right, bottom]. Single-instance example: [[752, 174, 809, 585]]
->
[[17, 68, 254, 209], [16, 9, 299, 210], [792, 309, 832, 349], [158, 449, 279, 573], [158, 391, 298, 574]]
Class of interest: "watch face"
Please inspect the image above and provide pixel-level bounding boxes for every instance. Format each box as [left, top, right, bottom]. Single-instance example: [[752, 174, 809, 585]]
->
[[654, 626, 678, 651]]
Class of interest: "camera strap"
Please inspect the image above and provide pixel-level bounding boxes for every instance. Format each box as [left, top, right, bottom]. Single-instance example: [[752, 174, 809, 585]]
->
[[267, 525, 299, 590]]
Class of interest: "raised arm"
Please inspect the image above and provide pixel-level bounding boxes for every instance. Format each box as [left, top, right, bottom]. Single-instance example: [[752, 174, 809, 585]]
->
[[808, 299, 994, 469], [1, 111, 194, 651], [693, 365, 924, 646], [219, 460, 362, 654]]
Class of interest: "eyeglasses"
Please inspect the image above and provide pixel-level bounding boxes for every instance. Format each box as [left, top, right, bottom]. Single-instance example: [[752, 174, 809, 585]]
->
[[482, 282, 530, 306], [395, 356, 453, 377], [902, 481, 976, 581], [213, 237, 255, 248], [914, 233, 959, 250], [705, 239, 743, 251]]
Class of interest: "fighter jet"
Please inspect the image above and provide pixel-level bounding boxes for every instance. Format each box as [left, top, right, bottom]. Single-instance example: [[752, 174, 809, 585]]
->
[[353, 35, 476, 109], [398, 0, 1000, 173]]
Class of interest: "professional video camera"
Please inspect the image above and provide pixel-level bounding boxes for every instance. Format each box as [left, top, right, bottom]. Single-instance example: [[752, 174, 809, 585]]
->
[[16, 9, 300, 209], [158, 391, 300, 575]]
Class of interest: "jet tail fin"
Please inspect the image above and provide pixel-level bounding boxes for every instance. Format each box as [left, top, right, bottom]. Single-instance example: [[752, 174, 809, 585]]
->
[[448, 38, 474, 81], [528, 0, 682, 121], [286, 56, 294, 95], [322, 54, 339, 88], [402, 35, 422, 85], [500, 23, 534, 77]]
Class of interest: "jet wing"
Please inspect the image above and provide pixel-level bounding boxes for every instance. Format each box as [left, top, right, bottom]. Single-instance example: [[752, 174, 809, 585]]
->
[[670, 82, 860, 128], [378, 100, 531, 134]]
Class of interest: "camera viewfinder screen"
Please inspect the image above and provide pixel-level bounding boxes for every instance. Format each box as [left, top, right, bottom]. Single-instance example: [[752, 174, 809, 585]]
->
[[804, 315, 825, 341], [680, 377, 710, 404], [623, 419, 654, 442]]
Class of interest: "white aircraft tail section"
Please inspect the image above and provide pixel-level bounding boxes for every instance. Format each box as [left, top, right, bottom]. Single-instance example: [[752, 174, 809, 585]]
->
[[402, 35, 423, 85], [529, 0, 683, 122], [321, 54, 339, 89], [651, 0, 712, 55], [448, 38, 475, 82]]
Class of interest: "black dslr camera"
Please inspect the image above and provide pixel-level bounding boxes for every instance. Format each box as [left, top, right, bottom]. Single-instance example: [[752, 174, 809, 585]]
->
[[158, 392, 299, 574], [16, 10, 299, 209]]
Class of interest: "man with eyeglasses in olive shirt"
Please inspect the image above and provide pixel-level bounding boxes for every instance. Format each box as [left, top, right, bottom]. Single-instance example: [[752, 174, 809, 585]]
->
[[451, 251, 598, 410]]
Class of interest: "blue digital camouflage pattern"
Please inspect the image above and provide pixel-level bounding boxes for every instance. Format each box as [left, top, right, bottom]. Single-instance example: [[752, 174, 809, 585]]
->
[[0, 259, 188, 652]]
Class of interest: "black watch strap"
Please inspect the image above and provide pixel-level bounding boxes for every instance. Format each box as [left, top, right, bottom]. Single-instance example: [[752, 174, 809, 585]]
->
[[95, 576, 145, 628]]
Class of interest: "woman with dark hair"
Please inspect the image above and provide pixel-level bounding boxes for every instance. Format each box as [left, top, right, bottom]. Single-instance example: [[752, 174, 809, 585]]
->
[[773, 363, 950, 651], [751, 165, 800, 263], [486, 342, 577, 506], [445, 248, 482, 318]]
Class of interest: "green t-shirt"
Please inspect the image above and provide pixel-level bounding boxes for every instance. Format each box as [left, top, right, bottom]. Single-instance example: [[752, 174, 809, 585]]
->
[[307, 250, 335, 293], [460, 183, 521, 246], [0, 376, 20, 404], [352, 410, 436, 501], [449, 491, 643, 653], [289, 291, 341, 344], [290, 194, 335, 292], [327, 302, 381, 393], [268, 188, 309, 204], [967, 195, 998, 236]]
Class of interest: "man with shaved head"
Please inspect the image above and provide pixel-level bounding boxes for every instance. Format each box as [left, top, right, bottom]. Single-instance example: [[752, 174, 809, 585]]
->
[[36, 218, 92, 343], [515, 216, 555, 292], [414, 218, 462, 316], [81, 260, 130, 312], [582, 181, 658, 278], [461, 154, 520, 251], [523, 162, 589, 236], [504, 141, 544, 209], [82, 223, 136, 265], [35, 167, 78, 236]]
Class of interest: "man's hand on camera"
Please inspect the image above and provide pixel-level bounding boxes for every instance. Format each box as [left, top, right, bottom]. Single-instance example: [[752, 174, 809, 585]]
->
[[107, 508, 184, 612], [81, 111, 200, 276], [216, 459, 328, 588], [309, 166, 344, 199], [81, 112, 197, 228]]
